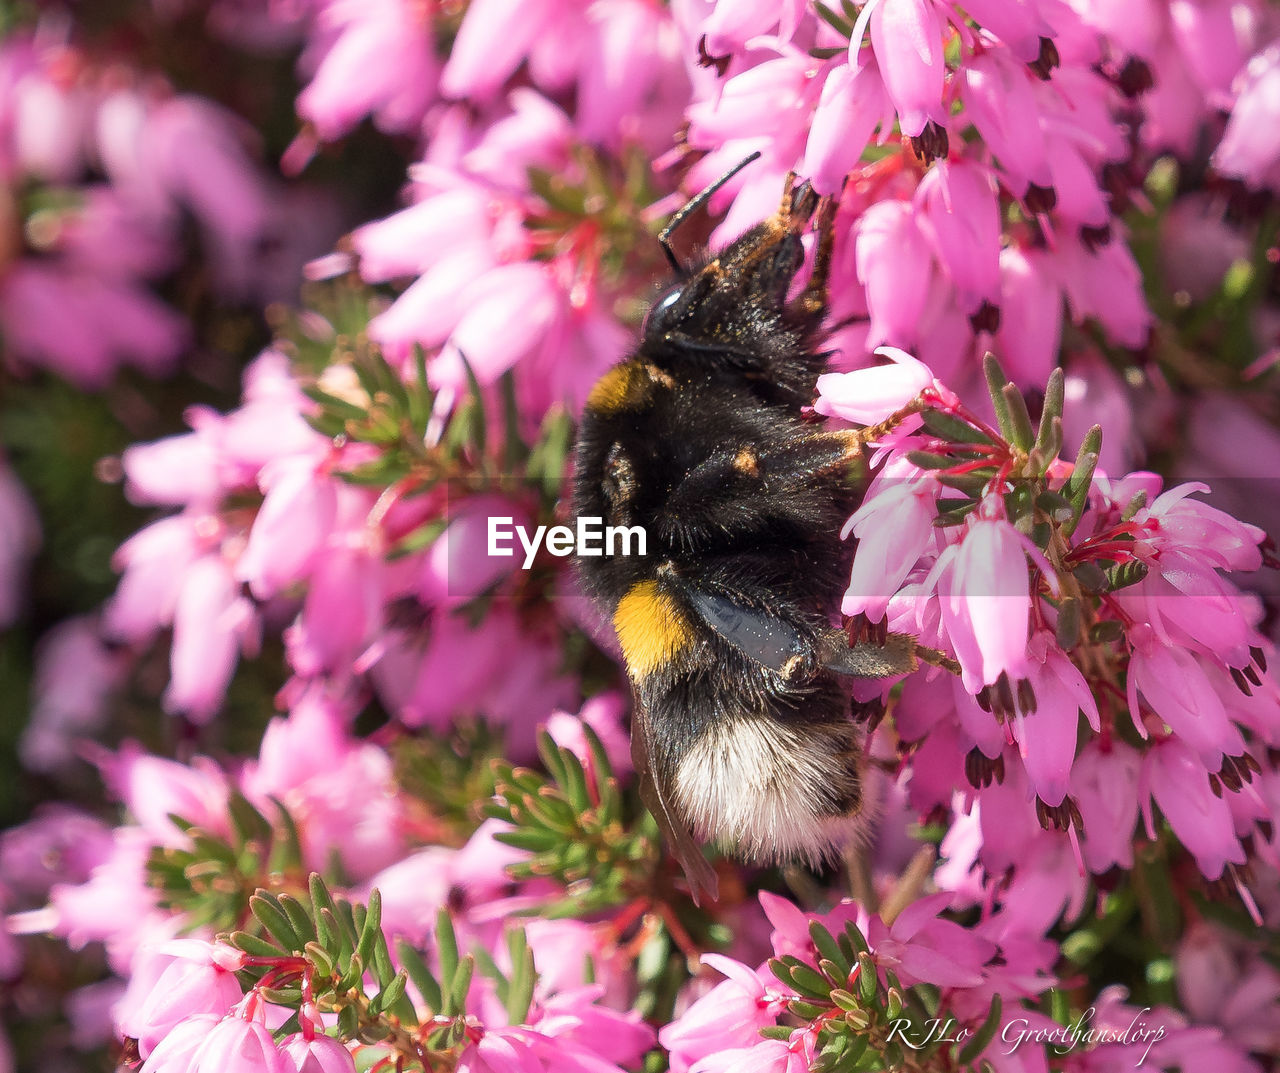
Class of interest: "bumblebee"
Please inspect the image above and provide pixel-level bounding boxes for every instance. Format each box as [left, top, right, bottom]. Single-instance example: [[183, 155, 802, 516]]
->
[[571, 162, 921, 901]]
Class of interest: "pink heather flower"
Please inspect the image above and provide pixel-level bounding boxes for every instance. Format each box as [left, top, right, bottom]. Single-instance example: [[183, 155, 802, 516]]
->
[[0, 263, 188, 386], [801, 59, 891, 196], [545, 692, 633, 777], [852, 200, 937, 351], [1214, 44, 1280, 190], [107, 748, 231, 848], [1140, 740, 1247, 880], [936, 513, 1034, 693], [1017, 636, 1099, 807], [116, 941, 245, 1058], [280, 1032, 357, 1073], [21, 617, 123, 772], [285, 544, 385, 677], [660, 954, 786, 1073], [840, 461, 937, 621], [961, 48, 1053, 196], [995, 247, 1061, 385], [1125, 631, 1246, 769], [697, 0, 807, 57], [237, 455, 339, 600], [0, 461, 39, 628], [534, 988, 655, 1066], [189, 1014, 290, 1073], [1070, 741, 1142, 873], [440, 0, 562, 101], [865, 892, 995, 988], [1062, 351, 1136, 476], [959, 0, 1054, 62], [139, 1014, 221, 1073], [0, 806, 113, 900], [104, 516, 205, 644], [1177, 923, 1280, 1053], [914, 159, 1002, 317], [865, 0, 948, 138], [1054, 234, 1151, 349], [122, 429, 223, 509], [1168, 0, 1258, 98], [165, 554, 257, 722], [815, 346, 933, 425], [1139, 482, 1265, 572], [296, 0, 437, 142]]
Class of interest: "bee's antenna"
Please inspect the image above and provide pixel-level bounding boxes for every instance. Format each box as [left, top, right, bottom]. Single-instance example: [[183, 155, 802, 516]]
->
[[658, 150, 763, 277]]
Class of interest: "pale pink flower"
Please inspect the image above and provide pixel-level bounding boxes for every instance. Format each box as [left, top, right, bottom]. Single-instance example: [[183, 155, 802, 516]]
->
[[1070, 741, 1142, 872], [852, 199, 936, 350], [280, 1032, 357, 1073], [107, 748, 231, 848], [660, 955, 785, 1073], [840, 460, 937, 621], [21, 617, 125, 774], [285, 545, 385, 677], [815, 346, 933, 425], [0, 806, 113, 900], [1017, 636, 1099, 807], [1140, 740, 1247, 880], [122, 429, 224, 509], [1214, 44, 1280, 190], [697, 0, 807, 57], [1054, 234, 1151, 349], [865, 892, 995, 988], [139, 1014, 221, 1073], [801, 59, 891, 196], [104, 516, 205, 644], [959, 0, 1054, 62], [914, 159, 1002, 316], [867, 0, 948, 139], [116, 941, 244, 1058], [297, 0, 437, 141], [190, 1014, 290, 1073], [165, 554, 258, 722], [936, 514, 1033, 693], [440, 0, 564, 100], [237, 455, 339, 600]]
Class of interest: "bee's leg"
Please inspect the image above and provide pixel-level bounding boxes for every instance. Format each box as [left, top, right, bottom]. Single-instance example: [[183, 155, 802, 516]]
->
[[818, 629, 918, 679], [794, 195, 838, 316]]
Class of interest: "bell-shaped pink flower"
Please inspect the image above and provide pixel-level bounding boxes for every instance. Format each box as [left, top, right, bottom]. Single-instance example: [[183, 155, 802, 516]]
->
[[117, 942, 243, 1058], [867, 0, 947, 138], [853, 200, 935, 350], [914, 159, 1002, 316], [280, 1033, 356, 1073], [815, 346, 933, 425], [237, 456, 338, 600], [1071, 740, 1142, 872], [659, 954, 783, 1073], [960, 48, 1052, 194], [297, 0, 437, 141], [190, 1015, 290, 1073], [165, 554, 256, 723], [937, 513, 1033, 693], [1017, 636, 1099, 807], [1126, 631, 1246, 769], [1055, 234, 1151, 349], [1213, 45, 1280, 189], [1140, 740, 1247, 880], [840, 461, 937, 621], [995, 247, 1061, 384], [122, 430, 223, 509], [139, 1014, 221, 1073], [802, 60, 890, 196], [440, 0, 559, 100]]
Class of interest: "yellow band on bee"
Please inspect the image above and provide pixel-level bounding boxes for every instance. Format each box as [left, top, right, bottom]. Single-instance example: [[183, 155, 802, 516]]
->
[[613, 579, 691, 678], [585, 361, 650, 415]]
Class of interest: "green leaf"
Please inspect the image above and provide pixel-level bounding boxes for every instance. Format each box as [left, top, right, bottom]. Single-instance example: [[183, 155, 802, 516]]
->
[[982, 353, 1014, 443], [356, 888, 383, 969], [1062, 425, 1101, 537], [920, 409, 995, 445], [813, 0, 854, 36], [809, 923, 847, 975], [304, 941, 335, 979], [958, 994, 1002, 1065], [377, 970, 409, 1018], [906, 450, 958, 470], [856, 953, 878, 1004], [278, 894, 318, 947], [1001, 384, 1035, 451], [1035, 368, 1065, 455], [229, 931, 286, 958], [505, 928, 537, 1025], [250, 892, 302, 952], [436, 909, 460, 996], [443, 955, 475, 1017], [396, 939, 443, 1015]]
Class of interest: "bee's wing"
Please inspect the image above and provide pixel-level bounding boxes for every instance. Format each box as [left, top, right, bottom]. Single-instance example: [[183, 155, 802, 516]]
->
[[685, 585, 921, 680], [630, 689, 719, 905]]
